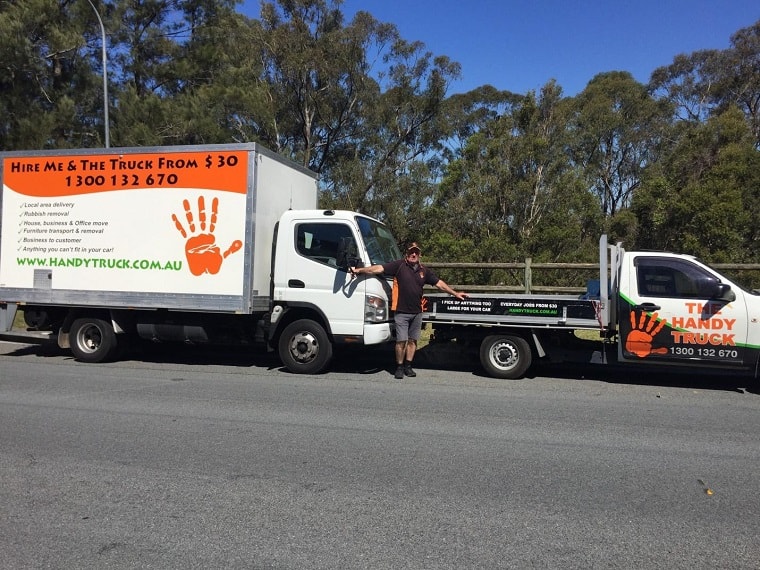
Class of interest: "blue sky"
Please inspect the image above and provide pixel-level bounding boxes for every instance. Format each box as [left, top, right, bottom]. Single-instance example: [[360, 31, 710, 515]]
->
[[240, 1, 758, 97]]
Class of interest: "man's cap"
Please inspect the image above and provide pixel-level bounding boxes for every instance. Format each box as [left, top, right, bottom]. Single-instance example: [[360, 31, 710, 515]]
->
[[406, 242, 421, 254]]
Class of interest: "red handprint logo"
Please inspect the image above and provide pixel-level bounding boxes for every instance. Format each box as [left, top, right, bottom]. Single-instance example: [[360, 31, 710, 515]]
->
[[171, 196, 242, 276], [625, 311, 668, 358]]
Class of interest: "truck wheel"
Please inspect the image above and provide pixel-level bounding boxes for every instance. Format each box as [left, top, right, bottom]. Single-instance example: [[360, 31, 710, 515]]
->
[[479, 334, 532, 379], [70, 317, 117, 363], [278, 319, 333, 374], [23, 307, 52, 329]]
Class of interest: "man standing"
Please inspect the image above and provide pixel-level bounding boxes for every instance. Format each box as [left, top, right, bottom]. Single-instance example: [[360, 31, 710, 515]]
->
[[351, 242, 468, 379]]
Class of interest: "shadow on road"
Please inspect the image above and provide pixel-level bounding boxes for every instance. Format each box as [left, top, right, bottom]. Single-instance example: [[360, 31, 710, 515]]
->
[[3, 334, 758, 394], [1, 333, 391, 376], [415, 341, 760, 395]]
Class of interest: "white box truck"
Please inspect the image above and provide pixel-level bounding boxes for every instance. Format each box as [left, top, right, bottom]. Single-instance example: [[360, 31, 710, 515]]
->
[[0, 143, 400, 373]]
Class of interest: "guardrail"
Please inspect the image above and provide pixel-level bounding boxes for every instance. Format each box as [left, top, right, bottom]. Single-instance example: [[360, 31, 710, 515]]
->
[[426, 260, 760, 294]]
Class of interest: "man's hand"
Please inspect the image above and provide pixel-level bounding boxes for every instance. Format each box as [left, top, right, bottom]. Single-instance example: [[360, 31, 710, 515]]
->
[[351, 264, 381, 277]]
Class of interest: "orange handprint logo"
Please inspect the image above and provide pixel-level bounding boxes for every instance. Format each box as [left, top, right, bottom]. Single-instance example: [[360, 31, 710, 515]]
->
[[625, 311, 668, 358], [171, 196, 242, 276]]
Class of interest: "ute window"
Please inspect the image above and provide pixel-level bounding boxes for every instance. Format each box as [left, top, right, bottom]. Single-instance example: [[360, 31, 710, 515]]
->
[[635, 257, 720, 299], [295, 223, 354, 268]]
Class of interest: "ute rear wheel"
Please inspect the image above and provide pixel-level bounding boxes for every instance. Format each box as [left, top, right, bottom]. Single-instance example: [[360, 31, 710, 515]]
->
[[278, 319, 333, 374], [479, 334, 532, 379], [70, 317, 117, 363]]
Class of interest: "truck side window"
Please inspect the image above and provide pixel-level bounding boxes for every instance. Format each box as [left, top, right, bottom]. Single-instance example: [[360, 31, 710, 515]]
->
[[639, 267, 677, 296], [295, 223, 354, 268], [635, 257, 719, 299]]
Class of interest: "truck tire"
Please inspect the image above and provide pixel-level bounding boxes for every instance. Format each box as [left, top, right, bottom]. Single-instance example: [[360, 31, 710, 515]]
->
[[278, 319, 333, 374], [479, 334, 532, 379], [70, 317, 117, 363]]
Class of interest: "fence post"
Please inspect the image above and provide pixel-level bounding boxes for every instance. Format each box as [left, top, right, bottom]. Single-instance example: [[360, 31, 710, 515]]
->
[[524, 258, 532, 294]]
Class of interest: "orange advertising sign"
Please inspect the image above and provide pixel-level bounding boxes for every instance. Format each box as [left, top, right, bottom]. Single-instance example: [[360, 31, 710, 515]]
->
[[3, 150, 249, 197]]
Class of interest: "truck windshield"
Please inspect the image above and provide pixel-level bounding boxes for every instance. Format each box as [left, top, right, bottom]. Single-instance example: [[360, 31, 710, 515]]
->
[[356, 216, 402, 265]]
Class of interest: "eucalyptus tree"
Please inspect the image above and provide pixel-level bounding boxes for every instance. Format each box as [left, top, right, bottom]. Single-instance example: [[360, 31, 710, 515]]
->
[[633, 107, 760, 262], [431, 81, 600, 266], [569, 71, 673, 218], [650, 19, 760, 146], [108, 0, 253, 146], [252, 0, 392, 168], [336, 34, 462, 242], [438, 84, 520, 162], [248, 0, 462, 245], [0, 0, 106, 149], [728, 21, 760, 145]]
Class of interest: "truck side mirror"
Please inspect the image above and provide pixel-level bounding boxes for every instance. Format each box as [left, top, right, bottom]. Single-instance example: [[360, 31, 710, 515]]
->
[[713, 282, 736, 302], [337, 237, 362, 271]]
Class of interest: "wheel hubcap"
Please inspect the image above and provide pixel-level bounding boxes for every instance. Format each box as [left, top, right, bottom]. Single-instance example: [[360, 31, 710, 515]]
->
[[288, 332, 319, 363], [78, 325, 102, 353], [490, 341, 518, 370]]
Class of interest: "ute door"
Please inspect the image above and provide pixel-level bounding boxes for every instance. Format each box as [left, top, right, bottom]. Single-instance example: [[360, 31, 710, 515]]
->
[[285, 221, 366, 337], [619, 256, 747, 366]]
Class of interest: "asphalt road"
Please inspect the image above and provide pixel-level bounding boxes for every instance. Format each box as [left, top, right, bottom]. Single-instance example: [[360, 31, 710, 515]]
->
[[1, 339, 759, 569]]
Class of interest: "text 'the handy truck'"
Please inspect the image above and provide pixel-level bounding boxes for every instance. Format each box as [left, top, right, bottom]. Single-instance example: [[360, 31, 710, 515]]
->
[[0, 143, 400, 373]]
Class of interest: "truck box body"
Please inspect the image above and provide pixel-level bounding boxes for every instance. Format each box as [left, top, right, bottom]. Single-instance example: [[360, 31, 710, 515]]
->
[[0, 143, 316, 313], [0, 144, 399, 373]]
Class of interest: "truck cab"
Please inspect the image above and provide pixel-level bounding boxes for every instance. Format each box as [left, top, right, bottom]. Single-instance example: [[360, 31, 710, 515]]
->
[[270, 210, 401, 373], [616, 247, 760, 372]]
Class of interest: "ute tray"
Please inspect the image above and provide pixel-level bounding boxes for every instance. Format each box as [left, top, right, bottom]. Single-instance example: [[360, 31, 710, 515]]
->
[[422, 294, 604, 330]]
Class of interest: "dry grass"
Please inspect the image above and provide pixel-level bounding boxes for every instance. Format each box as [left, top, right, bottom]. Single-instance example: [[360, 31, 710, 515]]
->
[[575, 329, 601, 341], [418, 324, 433, 348], [12, 308, 25, 330]]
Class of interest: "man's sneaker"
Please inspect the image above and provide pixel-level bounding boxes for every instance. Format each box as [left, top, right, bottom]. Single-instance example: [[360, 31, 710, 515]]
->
[[394, 365, 405, 379], [404, 364, 417, 377]]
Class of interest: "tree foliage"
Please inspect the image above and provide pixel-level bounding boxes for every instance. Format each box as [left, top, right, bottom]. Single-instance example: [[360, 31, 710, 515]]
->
[[430, 81, 602, 266], [650, 20, 760, 146], [570, 71, 673, 217], [632, 107, 760, 262], [0, 0, 103, 148]]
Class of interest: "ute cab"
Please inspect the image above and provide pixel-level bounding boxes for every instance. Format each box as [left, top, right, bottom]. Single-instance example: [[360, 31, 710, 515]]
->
[[616, 246, 760, 372]]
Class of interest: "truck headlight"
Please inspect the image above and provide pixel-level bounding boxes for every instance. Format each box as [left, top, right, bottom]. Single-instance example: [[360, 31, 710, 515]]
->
[[364, 294, 387, 323]]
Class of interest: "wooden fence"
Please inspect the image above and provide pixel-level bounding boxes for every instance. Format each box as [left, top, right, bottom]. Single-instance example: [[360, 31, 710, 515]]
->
[[425, 260, 760, 295]]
